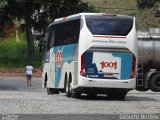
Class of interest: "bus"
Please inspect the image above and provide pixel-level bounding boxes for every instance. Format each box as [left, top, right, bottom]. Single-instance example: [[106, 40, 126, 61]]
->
[[42, 13, 138, 100]]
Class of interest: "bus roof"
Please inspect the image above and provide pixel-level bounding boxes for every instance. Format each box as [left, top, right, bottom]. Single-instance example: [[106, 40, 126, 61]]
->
[[49, 13, 134, 27]]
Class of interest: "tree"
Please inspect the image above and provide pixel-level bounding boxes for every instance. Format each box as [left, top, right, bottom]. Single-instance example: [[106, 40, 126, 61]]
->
[[137, 0, 158, 9], [0, 0, 33, 62], [0, 0, 95, 63]]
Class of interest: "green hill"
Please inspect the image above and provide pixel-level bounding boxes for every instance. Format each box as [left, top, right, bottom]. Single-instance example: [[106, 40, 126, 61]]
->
[[85, 0, 160, 29]]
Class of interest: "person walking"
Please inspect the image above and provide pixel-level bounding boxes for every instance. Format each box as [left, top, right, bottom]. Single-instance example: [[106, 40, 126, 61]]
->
[[25, 63, 33, 86]]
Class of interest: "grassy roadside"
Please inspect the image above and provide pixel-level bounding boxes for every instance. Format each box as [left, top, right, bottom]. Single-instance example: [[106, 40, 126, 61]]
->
[[0, 33, 42, 68]]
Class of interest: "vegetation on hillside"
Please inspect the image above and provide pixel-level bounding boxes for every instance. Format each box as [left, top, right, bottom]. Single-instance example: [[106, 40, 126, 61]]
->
[[0, 0, 94, 63], [84, 0, 160, 29], [0, 33, 42, 68], [0, 0, 95, 68], [0, 0, 159, 68]]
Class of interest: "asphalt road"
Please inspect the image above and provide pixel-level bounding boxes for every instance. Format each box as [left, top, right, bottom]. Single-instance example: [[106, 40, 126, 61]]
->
[[0, 77, 160, 120]]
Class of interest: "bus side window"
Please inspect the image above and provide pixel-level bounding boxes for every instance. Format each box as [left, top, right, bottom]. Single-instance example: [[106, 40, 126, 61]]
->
[[49, 30, 55, 48], [47, 32, 52, 50], [43, 51, 50, 63], [53, 19, 80, 46], [54, 24, 62, 46], [43, 32, 49, 51], [42, 32, 50, 63], [67, 19, 80, 44]]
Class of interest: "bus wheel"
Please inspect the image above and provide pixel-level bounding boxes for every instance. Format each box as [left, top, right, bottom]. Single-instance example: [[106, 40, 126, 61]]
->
[[149, 74, 160, 92], [44, 74, 47, 88], [65, 79, 72, 97], [47, 88, 59, 95]]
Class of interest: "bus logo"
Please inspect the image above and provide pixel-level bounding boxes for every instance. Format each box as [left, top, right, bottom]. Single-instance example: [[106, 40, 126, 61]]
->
[[100, 61, 117, 69], [56, 50, 63, 68]]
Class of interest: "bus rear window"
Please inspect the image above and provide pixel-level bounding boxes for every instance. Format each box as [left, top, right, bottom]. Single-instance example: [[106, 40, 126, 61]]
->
[[85, 15, 133, 36]]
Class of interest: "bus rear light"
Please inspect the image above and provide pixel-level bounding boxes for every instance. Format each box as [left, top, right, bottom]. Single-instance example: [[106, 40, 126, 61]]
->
[[80, 53, 86, 77], [130, 55, 136, 79], [80, 70, 86, 77]]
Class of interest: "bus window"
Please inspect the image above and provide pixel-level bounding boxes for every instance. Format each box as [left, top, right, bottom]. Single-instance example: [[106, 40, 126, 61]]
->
[[46, 32, 51, 50], [49, 30, 55, 48], [85, 15, 133, 36], [53, 19, 80, 46]]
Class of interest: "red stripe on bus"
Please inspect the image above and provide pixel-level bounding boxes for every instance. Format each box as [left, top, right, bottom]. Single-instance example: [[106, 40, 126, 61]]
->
[[93, 35, 126, 38]]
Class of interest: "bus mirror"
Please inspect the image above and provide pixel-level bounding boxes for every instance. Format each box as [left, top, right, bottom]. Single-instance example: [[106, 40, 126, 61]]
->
[[43, 40, 47, 50]]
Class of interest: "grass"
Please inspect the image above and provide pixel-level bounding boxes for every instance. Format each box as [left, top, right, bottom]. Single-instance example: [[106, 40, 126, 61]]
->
[[0, 33, 42, 68]]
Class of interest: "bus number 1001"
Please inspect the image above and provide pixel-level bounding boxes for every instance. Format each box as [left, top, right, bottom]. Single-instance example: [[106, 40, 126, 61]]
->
[[100, 61, 117, 69]]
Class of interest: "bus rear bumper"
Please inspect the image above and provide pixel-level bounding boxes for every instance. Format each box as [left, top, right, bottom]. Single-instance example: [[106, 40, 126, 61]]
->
[[72, 77, 136, 94], [75, 87, 132, 94], [76, 77, 136, 89]]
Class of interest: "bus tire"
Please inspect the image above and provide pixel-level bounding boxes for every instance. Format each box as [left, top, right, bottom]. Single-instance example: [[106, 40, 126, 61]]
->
[[66, 80, 71, 97], [47, 88, 59, 95], [44, 74, 47, 88], [65, 79, 72, 97], [149, 74, 160, 92]]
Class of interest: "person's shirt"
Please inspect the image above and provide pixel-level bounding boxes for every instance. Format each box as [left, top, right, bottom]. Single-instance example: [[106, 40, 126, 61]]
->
[[25, 65, 33, 75]]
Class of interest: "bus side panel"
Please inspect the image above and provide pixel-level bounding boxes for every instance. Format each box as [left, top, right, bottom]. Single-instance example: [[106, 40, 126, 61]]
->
[[53, 44, 78, 88]]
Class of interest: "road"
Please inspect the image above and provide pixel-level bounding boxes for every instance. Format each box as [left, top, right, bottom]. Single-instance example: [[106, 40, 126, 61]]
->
[[0, 77, 160, 119]]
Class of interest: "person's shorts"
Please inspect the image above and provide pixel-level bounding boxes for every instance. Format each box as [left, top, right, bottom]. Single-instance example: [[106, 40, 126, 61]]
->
[[26, 74, 32, 80]]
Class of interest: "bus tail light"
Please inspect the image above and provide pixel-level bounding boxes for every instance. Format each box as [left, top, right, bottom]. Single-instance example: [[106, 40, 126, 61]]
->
[[130, 55, 136, 79], [80, 53, 86, 77]]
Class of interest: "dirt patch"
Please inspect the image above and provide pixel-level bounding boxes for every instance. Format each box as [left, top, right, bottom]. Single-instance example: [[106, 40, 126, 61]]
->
[[0, 68, 42, 77]]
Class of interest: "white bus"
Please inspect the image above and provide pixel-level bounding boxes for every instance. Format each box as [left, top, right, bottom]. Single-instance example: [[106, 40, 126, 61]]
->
[[42, 13, 138, 100]]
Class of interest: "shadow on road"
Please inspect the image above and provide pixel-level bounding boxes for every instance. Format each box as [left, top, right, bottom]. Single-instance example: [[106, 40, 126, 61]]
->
[[0, 84, 18, 90], [64, 94, 160, 102], [0, 77, 44, 92]]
